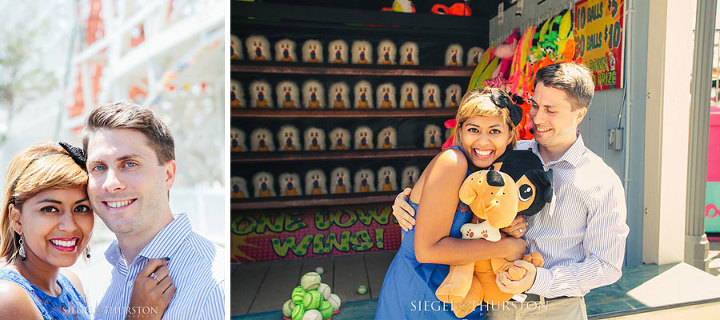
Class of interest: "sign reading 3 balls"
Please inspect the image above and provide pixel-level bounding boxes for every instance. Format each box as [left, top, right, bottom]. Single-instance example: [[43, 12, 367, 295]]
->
[[574, 0, 624, 90]]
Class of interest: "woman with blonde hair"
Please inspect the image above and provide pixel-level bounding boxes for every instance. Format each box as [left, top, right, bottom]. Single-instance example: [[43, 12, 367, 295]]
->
[[0, 143, 173, 320]]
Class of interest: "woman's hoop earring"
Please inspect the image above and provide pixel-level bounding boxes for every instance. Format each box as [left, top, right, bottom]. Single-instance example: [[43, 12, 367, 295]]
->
[[18, 237, 26, 261]]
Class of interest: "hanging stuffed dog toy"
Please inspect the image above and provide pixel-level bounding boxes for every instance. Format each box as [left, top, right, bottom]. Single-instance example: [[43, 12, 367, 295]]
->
[[435, 91, 553, 317]]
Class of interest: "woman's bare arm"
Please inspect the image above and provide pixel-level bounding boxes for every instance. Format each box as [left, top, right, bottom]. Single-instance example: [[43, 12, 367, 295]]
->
[[0, 280, 43, 319], [413, 149, 526, 265]]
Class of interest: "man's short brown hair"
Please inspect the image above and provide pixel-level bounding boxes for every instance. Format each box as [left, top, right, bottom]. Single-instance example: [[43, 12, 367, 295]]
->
[[534, 62, 595, 110], [82, 101, 175, 164]]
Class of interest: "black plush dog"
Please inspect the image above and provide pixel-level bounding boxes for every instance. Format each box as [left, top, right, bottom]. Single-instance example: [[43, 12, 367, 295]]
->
[[493, 149, 553, 216]]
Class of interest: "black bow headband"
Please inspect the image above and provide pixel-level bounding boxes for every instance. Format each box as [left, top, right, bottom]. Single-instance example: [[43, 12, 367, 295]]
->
[[9, 142, 87, 203], [490, 89, 524, 127], [59, 142, 87, 169]]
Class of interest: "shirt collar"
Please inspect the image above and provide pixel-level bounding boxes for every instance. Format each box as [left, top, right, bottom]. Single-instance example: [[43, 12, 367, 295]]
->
[[104, 240, 123, 272], [557, 134, 586, 167], [104, 213, 192, 267], [523, 134, 586, 167]]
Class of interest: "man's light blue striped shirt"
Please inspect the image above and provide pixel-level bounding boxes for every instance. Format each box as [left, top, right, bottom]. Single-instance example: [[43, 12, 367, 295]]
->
[[516, 136, 629, 298], [94, 213, 224, 319]]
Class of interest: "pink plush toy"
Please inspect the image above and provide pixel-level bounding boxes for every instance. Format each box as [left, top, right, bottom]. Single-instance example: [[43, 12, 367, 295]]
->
[[485, 29, 520, 87]]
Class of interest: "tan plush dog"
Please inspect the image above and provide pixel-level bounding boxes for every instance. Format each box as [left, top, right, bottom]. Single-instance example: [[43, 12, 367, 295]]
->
[[445, 84, 462, 108], [274, 38, 297, 62], [401, 166, 420, 189], [253, 171, 276, 197], [377, 39, 396, 65], [330, 167, 351, 194], [377, 166, 397, 191], [302, 80, 325, 109], [376, 83, 396, 109], [436, 168, 544, 318], [305, 169, 327, 195], [351, 40, 373, 64], [328, 82, 350, 109], [328, 39, 348, 64], [230, 80, 244, 108], [277, 125, 300, 151], [302, 39, 324, 63], [279, 173, 303, 196], [399, 41, 419, 65], [353, 169, 375, 193], [231, 176, 248, 199], [467, 47, 484, 67], [377, 127, 396, 149], [250, 80, 273, 108], [230, 127, 246, 152], [353, 81, 374, 109], [354, 126, 374, 150], [276, 80, 299, 109], [399, 82, 419, 109], [329, 128, 351, 150], [230, 35, 242, 60], [304, 127, 326, 151], [445, 44, 463, 66], [250, 128, 274, 152], [424, 124, 441, 148], [422, 83, 441, 108], [246, 35, 270, 61]]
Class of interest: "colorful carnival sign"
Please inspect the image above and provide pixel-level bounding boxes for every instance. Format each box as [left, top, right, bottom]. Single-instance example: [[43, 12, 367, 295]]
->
[[231, 204, 402, 263], [574, 0, 624, 90]]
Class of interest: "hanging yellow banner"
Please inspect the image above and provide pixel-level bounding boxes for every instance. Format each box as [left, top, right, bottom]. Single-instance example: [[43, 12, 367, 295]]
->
[[574, 0, 624, 90]]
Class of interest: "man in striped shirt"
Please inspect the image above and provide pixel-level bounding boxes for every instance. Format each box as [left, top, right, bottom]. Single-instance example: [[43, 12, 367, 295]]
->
[[392, 63, 629, 319], [82, 101, 225, 319]]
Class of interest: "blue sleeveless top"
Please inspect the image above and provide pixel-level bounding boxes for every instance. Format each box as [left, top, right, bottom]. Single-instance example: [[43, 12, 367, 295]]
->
[[0, 269, 90, 320], [376, 146, 485, 319]]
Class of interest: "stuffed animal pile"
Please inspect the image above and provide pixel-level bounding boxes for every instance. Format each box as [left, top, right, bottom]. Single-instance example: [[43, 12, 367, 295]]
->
[[465, 9, 576, 140]]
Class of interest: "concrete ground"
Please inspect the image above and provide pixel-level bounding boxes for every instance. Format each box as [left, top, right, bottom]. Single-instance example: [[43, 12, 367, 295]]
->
[[708, 240, 720, 276]]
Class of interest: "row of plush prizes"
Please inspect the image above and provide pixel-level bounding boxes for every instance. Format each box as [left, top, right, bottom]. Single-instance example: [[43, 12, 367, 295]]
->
[[231, 165, 419, 199], [232, 35, 484, 67], [231, 124, 446, 152], [283, 271, 341, 320], [231, 80, 463, 109]]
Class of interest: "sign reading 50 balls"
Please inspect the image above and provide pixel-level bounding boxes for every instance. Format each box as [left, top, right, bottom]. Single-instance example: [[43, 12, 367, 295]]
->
[[574, 0, 624, 91]]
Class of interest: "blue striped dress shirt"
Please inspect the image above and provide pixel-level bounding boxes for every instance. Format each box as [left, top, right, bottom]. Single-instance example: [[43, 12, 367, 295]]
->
[[516, 136, 629, 298], [94, 213, 224, 319]]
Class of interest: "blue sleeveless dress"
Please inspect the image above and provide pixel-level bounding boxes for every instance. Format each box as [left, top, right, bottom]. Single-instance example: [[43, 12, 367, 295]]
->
[[0, 269, 90, 320], [376, 146, 485, 319]]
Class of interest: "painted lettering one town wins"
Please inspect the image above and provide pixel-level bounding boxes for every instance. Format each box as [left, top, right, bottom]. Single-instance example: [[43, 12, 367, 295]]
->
[[271, 228, 386, 257], [232, 207, 395, 257]]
